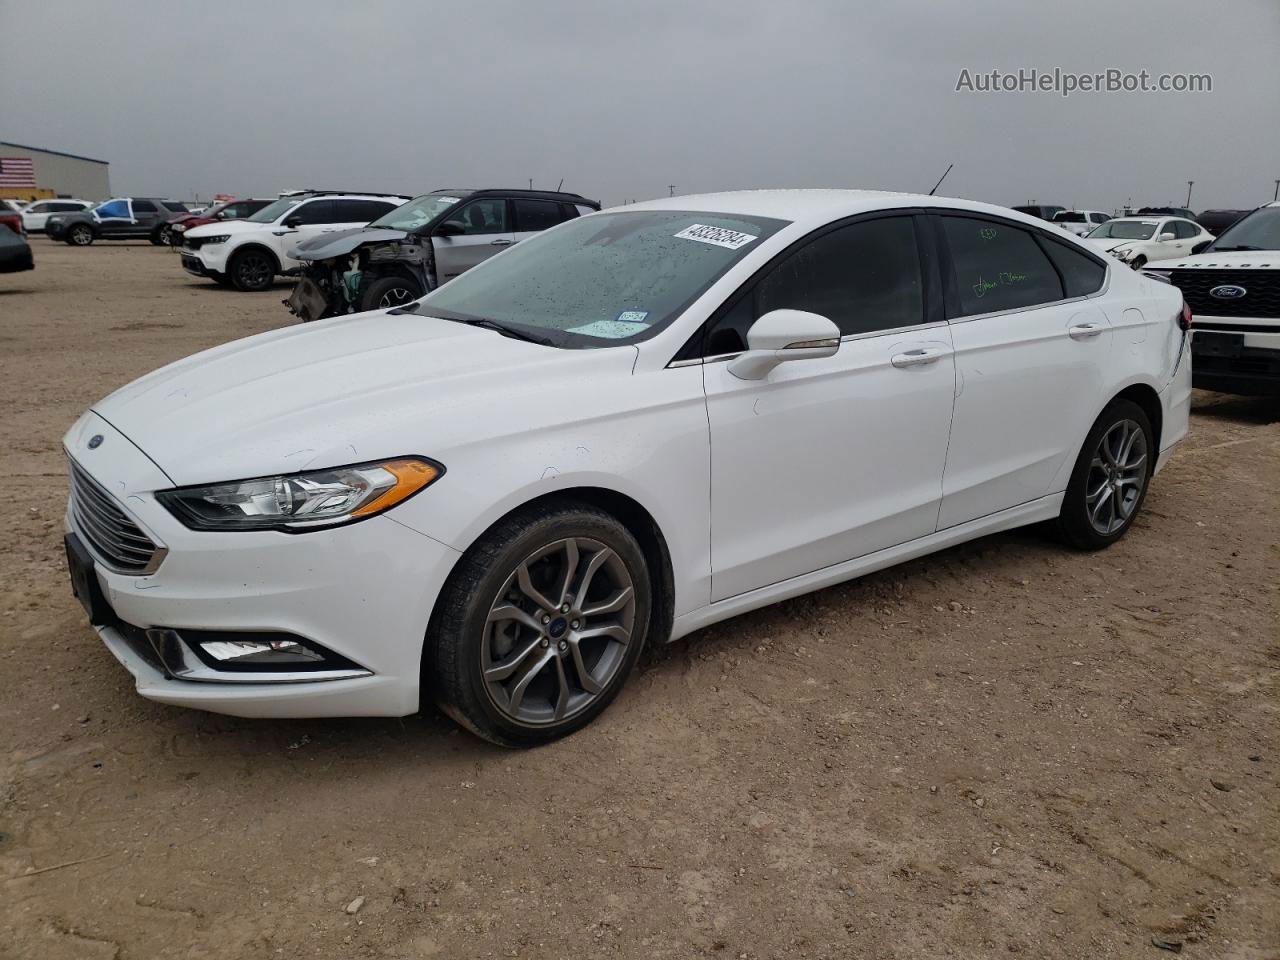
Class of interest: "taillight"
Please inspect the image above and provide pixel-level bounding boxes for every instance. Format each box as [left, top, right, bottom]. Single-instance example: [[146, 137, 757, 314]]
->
[[1179, 301, 1193, 332]]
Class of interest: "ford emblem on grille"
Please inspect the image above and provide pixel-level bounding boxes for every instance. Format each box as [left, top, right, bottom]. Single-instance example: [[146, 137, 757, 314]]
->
[[87, 434, 104, 449], [1209, 284, 1247, 300]]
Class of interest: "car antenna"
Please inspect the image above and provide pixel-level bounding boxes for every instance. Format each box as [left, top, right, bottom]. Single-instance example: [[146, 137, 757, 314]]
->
[[556, 178, 564, 191], [928, 163, 954, 197]]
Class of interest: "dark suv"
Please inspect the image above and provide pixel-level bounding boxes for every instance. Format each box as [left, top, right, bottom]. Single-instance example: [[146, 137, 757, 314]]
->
[[45, 198, 190, 246], [285, 188, 600, 321]]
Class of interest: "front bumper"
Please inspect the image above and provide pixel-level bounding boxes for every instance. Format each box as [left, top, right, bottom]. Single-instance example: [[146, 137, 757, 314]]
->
[[45, 221, 68, 240], [182, 242, 232, 276], [64, 412, 462, 718], [1191, 326, 1280, 396]]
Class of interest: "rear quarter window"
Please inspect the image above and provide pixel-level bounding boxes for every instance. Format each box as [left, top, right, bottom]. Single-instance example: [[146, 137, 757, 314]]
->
[[940, 215, 1065, 316]]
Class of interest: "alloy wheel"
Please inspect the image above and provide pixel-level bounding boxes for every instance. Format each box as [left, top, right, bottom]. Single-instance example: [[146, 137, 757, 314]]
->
[[1085, 419, 1148, 535], [71, 226, 92, 245], [377, 285, 416, 308], [482, 537, 636, 726], [236, 251, 273, 289]]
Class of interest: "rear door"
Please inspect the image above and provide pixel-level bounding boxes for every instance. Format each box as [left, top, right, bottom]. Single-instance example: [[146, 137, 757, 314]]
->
[[511, 198, 570, 244], [432, 196, 515, 282], [127, 199, 163, 237], [934, 213, 1113, 528]]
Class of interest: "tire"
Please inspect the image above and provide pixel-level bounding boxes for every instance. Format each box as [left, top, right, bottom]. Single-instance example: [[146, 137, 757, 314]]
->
[[152, 225, 173, 246], [1054, 399, 1154, 550], [227, 247, 277, 292], [359, 274, 424, 312], [1129, 255, 1147, 270], [427, 500, 652, 747], [67, 224, 94, 246]]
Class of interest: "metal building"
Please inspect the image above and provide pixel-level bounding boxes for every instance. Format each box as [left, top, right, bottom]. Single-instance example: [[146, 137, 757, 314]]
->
[[0, 141, 111, 201]]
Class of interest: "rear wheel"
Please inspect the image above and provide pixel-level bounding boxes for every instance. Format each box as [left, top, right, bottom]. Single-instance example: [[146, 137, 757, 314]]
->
[[428, 501, 651, 746], [152, 225, 173, 246], [228, 247, 276, 291], [67, 224, 94, 246], [1055, 399, 1154, 550], [359, 274, 424, 312]]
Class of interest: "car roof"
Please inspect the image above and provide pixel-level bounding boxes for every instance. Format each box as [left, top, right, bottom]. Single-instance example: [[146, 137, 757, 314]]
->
[[616, 189, 1070, 231], [438, 188, 598, 205]]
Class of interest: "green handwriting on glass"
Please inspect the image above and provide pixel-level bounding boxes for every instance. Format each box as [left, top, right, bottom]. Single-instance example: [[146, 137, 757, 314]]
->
[[972, 271, 1029, 298]]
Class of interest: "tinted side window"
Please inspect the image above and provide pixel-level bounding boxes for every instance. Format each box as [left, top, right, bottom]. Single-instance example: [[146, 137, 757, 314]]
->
[[1091, 212, 1110, 224], [454, 198, 508, 235], [512, 199, 564, 232], [53, 202, 81, 212], [26, 202, 50, 213], [941, 216, 1064, 316], [706, 216, 924, 354], [1038, 235, 1106, 298], [292, 200, 337, 224], [132, 199, 157, 213], [1173, 220, 1198, 239], [339, 199, 397, 223]]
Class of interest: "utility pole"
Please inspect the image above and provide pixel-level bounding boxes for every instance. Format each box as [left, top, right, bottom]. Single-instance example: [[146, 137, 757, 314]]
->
[[668, 185, 676, 197], [1186, 180, 1194, 207], [1274, 179, 1279, 201]]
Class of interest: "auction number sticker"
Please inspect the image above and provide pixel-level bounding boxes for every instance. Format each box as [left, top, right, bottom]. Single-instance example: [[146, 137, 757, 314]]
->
[[673, 223, 758, 250]]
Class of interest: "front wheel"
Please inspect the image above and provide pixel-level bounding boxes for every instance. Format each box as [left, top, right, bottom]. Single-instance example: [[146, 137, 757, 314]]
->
[[1129, 255, 1147, 270], [153, 225, 173, 246], [228, 248, 276, 291], [67, 224, 94, 246], [359, 274, 424, 312], [428, 501, 651, 746], [1055, 399, 1154, 550]]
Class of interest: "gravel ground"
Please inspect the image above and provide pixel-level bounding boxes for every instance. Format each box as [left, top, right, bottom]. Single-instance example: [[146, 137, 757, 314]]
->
[[1, 239, 1277, 959]]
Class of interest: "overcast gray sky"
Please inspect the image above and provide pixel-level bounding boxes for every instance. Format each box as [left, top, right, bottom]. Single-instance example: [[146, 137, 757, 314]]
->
[[2, 0, 1277, 211]]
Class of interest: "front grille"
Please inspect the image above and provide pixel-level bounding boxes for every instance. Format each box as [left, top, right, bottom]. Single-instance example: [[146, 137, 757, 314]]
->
[[182, 236, 205, 250], [1169, 268, 1280, 319], [67, 458, 164, 575]]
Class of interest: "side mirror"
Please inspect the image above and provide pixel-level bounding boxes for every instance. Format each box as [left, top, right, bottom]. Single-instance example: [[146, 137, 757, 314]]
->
[[434, 219, 465, 237], [727, 309, 840, 381], [1159, 232, 1176, 242], [1191, 239, 1212, 255], [282, 215, 304, 228]]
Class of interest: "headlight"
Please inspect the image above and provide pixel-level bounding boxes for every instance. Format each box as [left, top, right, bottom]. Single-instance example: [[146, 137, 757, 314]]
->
[[156, 457, 443, 532], [202, 234, 231, 244], [1111, 247, 1135, 260]]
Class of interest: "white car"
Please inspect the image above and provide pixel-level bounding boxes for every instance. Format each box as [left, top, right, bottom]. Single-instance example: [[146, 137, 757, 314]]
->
[[1145, 201, 1280, 396], [1085, 216, 1213, 268], [21, 198, 94, 232], [1052, 209, 1112, 237], [180, 192, 408, 291], [63, 190, 1191, 745]]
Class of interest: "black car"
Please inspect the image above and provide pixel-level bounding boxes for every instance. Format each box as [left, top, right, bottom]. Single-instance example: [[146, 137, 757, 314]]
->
[[285, 188, 600, 321], [1195, 209, 1251, 237], [1135, 206, 1196, 220], [45, 197, 190, 246], [0, 223, 34, 273]]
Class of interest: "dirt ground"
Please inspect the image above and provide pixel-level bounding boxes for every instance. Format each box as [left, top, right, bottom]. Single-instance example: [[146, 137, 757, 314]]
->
[[1, 238, 1277, 960]]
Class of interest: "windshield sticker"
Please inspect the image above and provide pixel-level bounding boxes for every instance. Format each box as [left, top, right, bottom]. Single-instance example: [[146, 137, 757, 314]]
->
[[979, 227, 998, 240], [673, 223, 758, 250], [436, 196, 462, 205], [615, 310, 649, 324], [568, 319, 650, 339]]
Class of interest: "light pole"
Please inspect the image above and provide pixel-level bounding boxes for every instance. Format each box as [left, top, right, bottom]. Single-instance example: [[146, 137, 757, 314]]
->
[[668, 185, 676, 197], [1274, 179, 1279, 201], [1186, 181, 1194, 207]]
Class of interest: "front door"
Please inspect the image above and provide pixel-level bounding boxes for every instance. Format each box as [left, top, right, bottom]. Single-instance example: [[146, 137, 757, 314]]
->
[[432, 197, 515, 282], [701, 214, 957, 601]]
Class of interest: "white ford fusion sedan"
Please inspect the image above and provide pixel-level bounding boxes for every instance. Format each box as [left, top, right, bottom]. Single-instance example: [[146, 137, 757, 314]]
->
[[64, 190, 1192, 745]]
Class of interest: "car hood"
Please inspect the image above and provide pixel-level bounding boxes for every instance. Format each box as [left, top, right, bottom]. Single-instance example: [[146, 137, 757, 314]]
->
[[1154, 249, 1280, 270], [185, 219, 271, 240], [292, 227, 412, 261], [91, 311, 637, 486]]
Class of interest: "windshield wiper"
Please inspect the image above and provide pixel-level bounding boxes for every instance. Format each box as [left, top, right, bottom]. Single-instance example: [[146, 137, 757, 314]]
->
[[452, 317, 555, 346], [1210, 245, 1261, 251]]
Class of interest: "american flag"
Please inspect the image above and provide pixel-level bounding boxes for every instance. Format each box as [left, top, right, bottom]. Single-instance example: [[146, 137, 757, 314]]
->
[[0, 157, 37, 188]]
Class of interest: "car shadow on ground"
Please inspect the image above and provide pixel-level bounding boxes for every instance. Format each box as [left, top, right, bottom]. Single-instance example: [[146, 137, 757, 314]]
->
[[1190, 390, 1280, 425]]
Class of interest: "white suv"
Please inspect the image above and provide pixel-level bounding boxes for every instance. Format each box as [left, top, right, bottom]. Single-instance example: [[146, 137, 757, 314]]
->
[[180, 192, 409, 291], [1052, 209, 1111, 237], [21, 198, 93, 233]]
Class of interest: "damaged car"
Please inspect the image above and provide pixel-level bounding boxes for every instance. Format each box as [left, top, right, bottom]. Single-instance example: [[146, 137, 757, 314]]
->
[[285, 188, 599, 321]]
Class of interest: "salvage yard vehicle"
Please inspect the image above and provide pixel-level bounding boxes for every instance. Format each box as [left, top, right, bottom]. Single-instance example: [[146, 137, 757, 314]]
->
[[285, 188, 600, 321], [1146, 201, 1280, 395], [1012, 203, 1066, 221], [45, 198, 191, 246], [165, 197, 273, 246], [1085, 215, 1213, 268], [20, 198, 93, 233], [180, 191, 408, 291], [63, 190, 1191, 745], [0, 204, 24, 237], [0, 223, 34, 272], [1051, 209, 1111, 237]]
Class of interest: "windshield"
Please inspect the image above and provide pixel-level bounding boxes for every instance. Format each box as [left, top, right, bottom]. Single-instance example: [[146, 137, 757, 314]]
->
[[370, 193, 464, 231], [1210, 206, 1280, 251], [1088, 220, 1157, 240], [246, 197, 302, 224], [419, 210, 789, 348]]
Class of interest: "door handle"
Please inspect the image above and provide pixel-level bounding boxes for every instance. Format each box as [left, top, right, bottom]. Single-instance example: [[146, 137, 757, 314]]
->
[[890, 348, 948, 368], [1068, 323, 1104, 340], [490, 238, 514, 246]]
